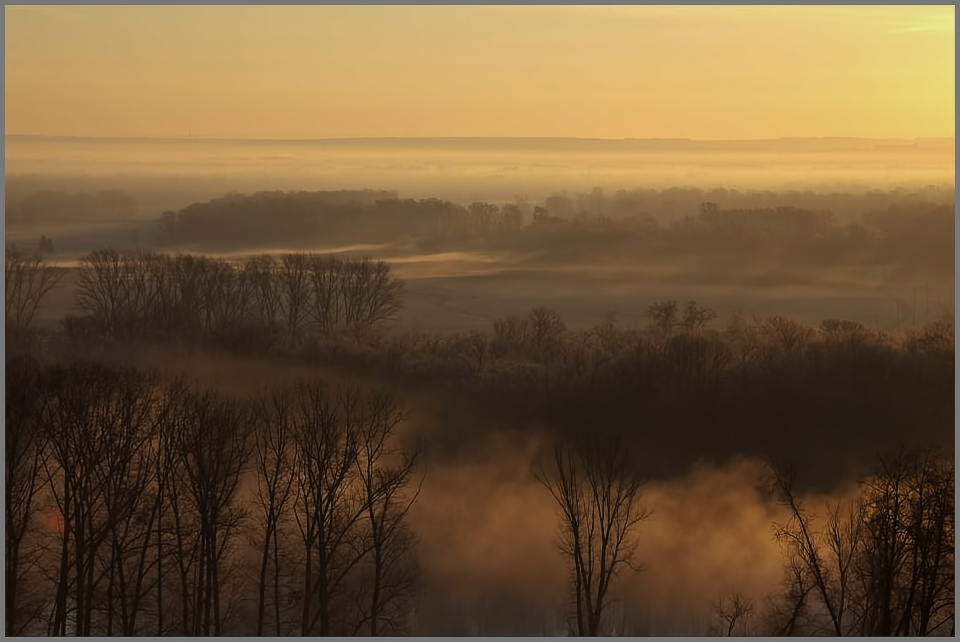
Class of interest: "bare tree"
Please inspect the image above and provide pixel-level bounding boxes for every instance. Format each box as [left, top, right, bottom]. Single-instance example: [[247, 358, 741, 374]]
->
[[712, 592, 755, 636], [856, 449, 955, 636], [169, 254, 207, 338], [763, 550, 815, 636], [534, 434, 649, 636], [117, 250, 160, 336], [353, 390, 422, 635], [168, 387, 252, 636], [286, 381, 421, 636], [492, 315, 530, 357], [5, 356, 52, 636], [680, 300, 718, 334], [75, 249, 130, 338], [769, 463, 847, 636], [647, 300, 678, 337], [251, 386, 298, 636], [307, 254, 344, 331], [98, 374, 172, 636], [290, 382, 367, 636], [278, 253, 312, 345], [768, 450, 955, 636], [42, 362, 166, 636], [354, 258, 404, 333], [905, 451, 954, 636], [245, 254, 282, 333], [528, 306, 566, 361], [592, 311, 627, 355], [6, 244, 64, 331], [758, 315, 815, 356], [463, 330, 489, 375]]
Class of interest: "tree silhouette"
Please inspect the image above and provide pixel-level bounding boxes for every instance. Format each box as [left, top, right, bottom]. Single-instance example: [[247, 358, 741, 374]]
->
[[768, 449, 955, 636], [353, 390, 422, 635], [535, 434, 648, 636], [251, 386, 298, 636], [167, 387, 252, 636], [5, 356, 52, 636], [5, 244, 64, 333]]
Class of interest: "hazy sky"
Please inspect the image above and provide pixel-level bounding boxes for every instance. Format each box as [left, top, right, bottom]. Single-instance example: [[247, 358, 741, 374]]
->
[[5, 5, 955, 140]]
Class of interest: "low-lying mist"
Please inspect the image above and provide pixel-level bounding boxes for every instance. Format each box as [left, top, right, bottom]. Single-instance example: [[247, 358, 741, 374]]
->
[[412, 431, 802, 635]]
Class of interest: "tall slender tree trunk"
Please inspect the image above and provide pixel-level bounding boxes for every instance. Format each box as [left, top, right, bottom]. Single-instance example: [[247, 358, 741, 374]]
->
[[256, 525, 271, 636], [370, 551, 382, 636], [52, 491, 71, 637], [273, 527, 282, 635], [156, 507, 164, 636], [212, 522, 222, 637], [301, 544, 313, 635], [74, 507, 86, 636], [317, 537, 330, 636]]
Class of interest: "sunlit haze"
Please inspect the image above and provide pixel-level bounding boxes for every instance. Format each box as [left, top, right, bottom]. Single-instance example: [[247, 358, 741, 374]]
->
[[5, 5, 955, 139]]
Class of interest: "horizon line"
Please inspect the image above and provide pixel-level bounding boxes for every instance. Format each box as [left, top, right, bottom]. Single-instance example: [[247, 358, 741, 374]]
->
[[6, 133, 955, 144]]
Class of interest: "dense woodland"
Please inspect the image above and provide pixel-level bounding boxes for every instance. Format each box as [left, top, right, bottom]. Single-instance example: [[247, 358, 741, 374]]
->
[[5, 233, 954, 635]]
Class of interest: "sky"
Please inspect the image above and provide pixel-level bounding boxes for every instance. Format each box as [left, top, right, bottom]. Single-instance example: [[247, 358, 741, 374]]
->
[[4, 5, 955, 140]]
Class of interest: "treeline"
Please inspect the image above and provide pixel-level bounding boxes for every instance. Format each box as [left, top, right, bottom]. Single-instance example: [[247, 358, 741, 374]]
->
[[158, 191, 524, 249], [6, 190, 137, 227], [6, 357, 421, 636], [154, 189, 954, 274], [490, 199, 952, 273], [51, 248, 954, 399], [8, 246, 954, 482], [64, 249, 404, 349], [301, 302, 953, 489], [8, 246, 954, 480], [540, 185, 954, 223]]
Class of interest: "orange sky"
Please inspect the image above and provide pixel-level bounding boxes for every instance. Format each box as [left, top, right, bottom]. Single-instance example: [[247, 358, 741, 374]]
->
[[5, 5, 955, 140]]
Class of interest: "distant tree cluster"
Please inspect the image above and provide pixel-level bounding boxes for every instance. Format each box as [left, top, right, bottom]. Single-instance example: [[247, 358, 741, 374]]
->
[[153, 189, 954, 276], [6, 357, 421, 637], [513, 200, 952, 275], [158, 191, 524, 249], [67, 250, 403, 348], [542, 185, 954, 225]]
